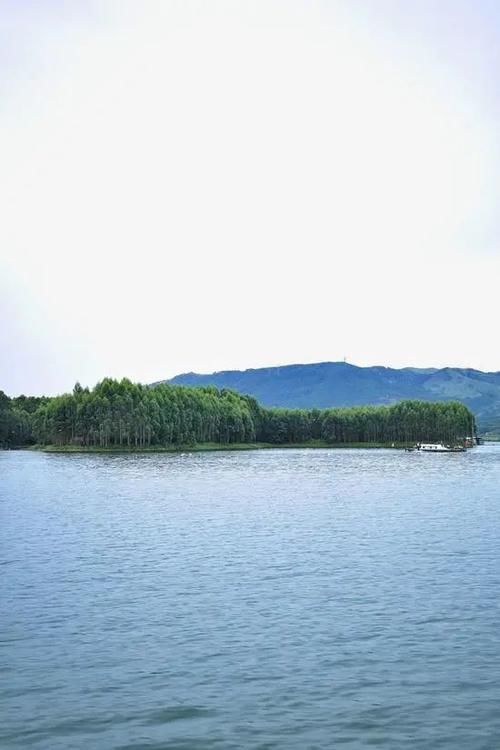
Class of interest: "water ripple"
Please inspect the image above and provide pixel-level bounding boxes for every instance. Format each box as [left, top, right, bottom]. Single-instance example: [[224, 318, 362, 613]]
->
[[1, 447, 500, 749]]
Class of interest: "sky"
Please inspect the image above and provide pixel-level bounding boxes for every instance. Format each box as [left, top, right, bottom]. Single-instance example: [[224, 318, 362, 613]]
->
[[1, 0, 500, 396]]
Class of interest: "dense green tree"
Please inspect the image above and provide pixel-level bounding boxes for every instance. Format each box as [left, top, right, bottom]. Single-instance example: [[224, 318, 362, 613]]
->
[[0, 390, 34, 447], [0, 380, 475, 449]]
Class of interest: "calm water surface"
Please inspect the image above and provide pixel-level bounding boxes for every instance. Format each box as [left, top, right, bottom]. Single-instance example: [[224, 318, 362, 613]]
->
[[1, 447, 500, 749]]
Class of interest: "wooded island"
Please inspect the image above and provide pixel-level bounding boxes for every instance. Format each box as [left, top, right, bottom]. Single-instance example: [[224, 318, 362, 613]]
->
[[0, 378, 475, 450]]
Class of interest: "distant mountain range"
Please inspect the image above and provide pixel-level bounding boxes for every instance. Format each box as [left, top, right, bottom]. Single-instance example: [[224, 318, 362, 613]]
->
[[163, 362, 500, 434]]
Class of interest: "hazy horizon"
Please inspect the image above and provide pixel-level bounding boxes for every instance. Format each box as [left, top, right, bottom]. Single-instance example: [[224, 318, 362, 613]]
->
[[2, 1, 500, 396]]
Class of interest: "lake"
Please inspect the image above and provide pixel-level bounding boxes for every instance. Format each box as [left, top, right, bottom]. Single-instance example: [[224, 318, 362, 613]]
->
[[1, 446, 500, 749]]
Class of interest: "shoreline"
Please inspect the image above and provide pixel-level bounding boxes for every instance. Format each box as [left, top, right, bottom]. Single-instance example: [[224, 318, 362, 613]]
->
[[28, 441, 415, 454]]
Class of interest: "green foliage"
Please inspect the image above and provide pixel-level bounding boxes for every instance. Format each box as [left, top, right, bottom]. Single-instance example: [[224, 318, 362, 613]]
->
[[0, 390, 34, 447], [259, 399, 473, 445], [0, 380, 476, 450], [29, 379, 258, 448]]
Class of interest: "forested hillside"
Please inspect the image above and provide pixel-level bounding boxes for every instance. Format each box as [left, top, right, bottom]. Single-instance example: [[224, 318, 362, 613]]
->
[[167, 362, 500, 434], [1, 379, 474, 449]]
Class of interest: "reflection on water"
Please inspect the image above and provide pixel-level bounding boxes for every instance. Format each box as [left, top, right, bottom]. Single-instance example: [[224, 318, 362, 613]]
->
[[1, 446, 500, 749]]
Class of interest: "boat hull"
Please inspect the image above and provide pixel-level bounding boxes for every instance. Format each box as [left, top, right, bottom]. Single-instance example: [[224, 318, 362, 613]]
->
[[419, 444, 465, 453]]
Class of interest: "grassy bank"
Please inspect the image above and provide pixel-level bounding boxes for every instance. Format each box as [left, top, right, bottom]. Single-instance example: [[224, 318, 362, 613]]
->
[[32, 440, 409, 454]]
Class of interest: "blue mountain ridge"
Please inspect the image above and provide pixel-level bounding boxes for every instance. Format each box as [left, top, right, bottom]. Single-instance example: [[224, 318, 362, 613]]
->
[[160, 362, 500, 434]]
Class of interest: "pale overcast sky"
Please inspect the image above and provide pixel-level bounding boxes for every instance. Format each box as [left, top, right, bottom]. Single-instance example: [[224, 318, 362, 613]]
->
[[1, 1, 499, 395]]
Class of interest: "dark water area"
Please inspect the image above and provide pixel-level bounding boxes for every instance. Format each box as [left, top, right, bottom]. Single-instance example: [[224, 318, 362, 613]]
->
[[1, 446, 500, 749]]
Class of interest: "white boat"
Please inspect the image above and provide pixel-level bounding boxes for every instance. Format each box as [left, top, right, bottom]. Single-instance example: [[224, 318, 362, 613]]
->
[[418, 443, 465, 453], [419, 443, 451, 452]]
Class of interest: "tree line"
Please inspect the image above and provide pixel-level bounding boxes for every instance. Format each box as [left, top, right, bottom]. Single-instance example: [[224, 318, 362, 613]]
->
[[0, 378, 475, 449]]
